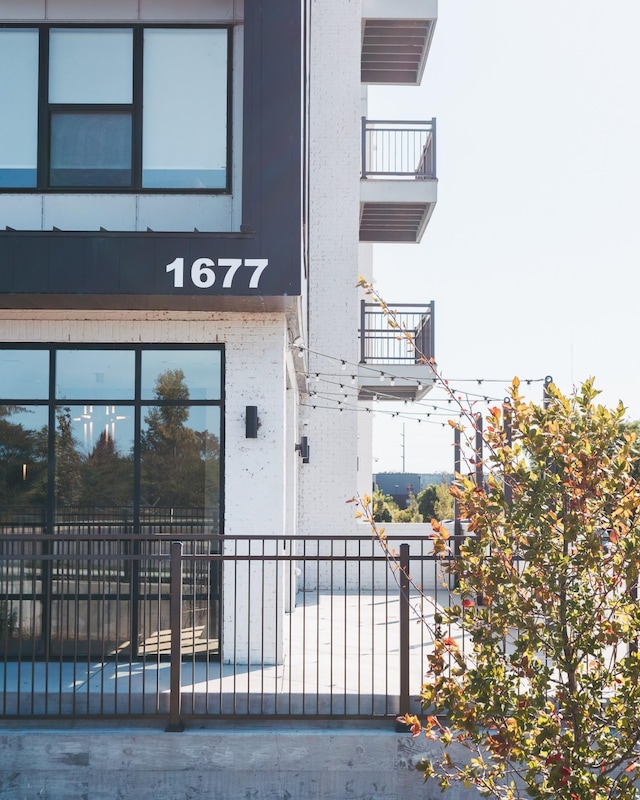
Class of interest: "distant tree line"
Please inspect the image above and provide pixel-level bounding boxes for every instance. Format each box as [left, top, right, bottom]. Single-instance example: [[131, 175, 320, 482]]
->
[[372, 478, 453, 523]]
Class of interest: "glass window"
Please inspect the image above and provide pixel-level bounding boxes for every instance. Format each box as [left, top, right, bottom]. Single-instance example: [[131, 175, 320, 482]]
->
[[0, 26, 229, 191], [142, 29, 228, 189], [0, 346, 222, 659], [50, 113, 132, 187], [0, 346, 222, 512], [56, 350, 135, 400], [141, 350, 222, 401], [0, 29, 39, 188], [0, 405, 48, 508], [58, 404, 134, 507], [0, 350, 49, 399], [140, 404, 220, 509], [49, 29, 133, 104]]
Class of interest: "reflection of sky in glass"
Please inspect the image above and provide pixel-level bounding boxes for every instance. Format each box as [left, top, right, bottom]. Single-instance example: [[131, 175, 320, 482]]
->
[[62, 404, 134, 457], [141, 351, 221, 401], [56, 350, 135, 399], [3, 405, 48, 432], [0, 350, 49, 399]]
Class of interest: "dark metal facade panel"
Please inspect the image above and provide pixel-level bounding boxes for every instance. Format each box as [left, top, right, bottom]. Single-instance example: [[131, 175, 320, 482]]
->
[[1, 231, 301, 300]]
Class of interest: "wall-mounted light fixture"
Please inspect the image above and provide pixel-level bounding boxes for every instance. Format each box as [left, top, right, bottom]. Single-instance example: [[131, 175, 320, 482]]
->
[[295, 436, 310, 464], [246, 406, 259, 438]]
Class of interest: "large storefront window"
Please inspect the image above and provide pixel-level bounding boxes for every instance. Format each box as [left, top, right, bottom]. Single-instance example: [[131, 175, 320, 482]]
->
[[0, 345, 223, 659]]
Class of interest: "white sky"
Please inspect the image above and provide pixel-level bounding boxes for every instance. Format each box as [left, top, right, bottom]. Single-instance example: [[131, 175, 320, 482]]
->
[[367, 0, 640, 474]]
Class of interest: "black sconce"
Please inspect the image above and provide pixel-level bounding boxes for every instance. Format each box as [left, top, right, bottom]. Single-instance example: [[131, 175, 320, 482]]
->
[[245, 406, 258, 438], [295, 436, 310, 464]]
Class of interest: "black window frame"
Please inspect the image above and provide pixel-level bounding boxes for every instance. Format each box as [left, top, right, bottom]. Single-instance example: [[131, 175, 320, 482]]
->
[[0, 23, 233, 195], [0, 342, 225, 530]]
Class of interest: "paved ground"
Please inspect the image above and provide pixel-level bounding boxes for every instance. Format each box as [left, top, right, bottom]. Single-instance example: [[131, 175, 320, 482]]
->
[[0, 590, 468, 719]]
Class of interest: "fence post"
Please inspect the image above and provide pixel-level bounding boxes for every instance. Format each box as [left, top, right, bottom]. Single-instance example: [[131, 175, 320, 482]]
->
[[503, 397, 513, 507], [166, 541, 185, 732], [361, 116, 367, 178], [430, 117, 437, 178], [395, 542, 411, 731], [543, 375, 553, 409]]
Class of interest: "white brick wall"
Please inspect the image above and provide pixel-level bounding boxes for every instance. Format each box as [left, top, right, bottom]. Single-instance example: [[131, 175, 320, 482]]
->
[[300, 0, 363, 541]]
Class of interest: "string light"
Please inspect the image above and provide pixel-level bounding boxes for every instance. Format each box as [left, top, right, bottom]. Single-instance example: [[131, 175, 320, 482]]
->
[[298, 340, 545, 388]]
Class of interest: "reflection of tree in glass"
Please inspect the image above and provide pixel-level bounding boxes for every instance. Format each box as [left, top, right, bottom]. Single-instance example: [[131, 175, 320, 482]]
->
[[141, 369, 219, 507], [55, 407, 83, 506], [0, 405, 47, 506], [81, 430, 133, 508]]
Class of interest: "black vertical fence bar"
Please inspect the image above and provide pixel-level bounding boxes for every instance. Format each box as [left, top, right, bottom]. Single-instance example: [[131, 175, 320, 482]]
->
[[396, 543, 410, 731], [454, 426, 461, 536], [503, 397, 513, 507], [475, 412, 483, 487], [454, 426, 462, 591], [166, 541, 184, 732], [543, 375, 553, 409]]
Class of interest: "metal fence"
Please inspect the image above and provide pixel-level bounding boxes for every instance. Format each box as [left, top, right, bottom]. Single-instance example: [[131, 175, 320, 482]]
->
[[361, 118, 436, 179], [0, 531, 461, 728], [360, 300, 435, 364]]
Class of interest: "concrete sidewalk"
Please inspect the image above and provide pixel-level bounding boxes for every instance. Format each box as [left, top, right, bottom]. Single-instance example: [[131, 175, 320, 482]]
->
[[1, 590, 468, 719]]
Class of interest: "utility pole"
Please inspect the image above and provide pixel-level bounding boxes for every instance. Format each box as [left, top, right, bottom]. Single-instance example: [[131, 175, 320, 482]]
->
[[401, 423, 406, 472]]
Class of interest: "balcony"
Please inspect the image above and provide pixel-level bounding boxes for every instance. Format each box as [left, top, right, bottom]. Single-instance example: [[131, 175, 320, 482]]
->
[[360, 118, 437, 243], [358, 299, 435, 401], [361, 0, 438, 85]]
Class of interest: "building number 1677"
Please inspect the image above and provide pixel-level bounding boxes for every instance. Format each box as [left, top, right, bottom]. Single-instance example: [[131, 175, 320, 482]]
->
[[165, 257, 269, 289]]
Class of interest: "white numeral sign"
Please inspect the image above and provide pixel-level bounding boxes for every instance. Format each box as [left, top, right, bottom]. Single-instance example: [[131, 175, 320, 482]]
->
[[165, 258, 269, 290]]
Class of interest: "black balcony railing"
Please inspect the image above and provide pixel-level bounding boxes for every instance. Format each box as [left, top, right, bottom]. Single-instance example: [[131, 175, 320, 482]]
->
[[361, 118, 436, 179], [360, 300, 434, 365], [0, 529, 462, 726]]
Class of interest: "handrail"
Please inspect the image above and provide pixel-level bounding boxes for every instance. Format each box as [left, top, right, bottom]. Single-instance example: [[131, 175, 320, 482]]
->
[[361, 117, 436, 179], [360, 299, 434, 364]]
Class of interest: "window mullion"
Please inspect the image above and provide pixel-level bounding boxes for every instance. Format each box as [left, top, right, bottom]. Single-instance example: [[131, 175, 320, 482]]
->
[[37, 27, 50, 191], [132, 27, 144, 191]]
